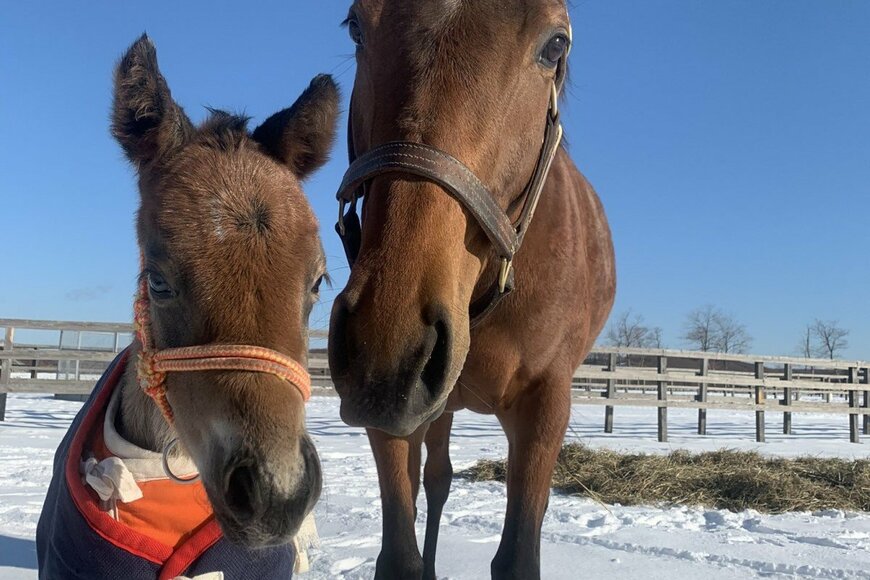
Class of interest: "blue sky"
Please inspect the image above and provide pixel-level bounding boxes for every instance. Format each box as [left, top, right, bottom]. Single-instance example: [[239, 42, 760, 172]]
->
[[1, 1, 868, 359]]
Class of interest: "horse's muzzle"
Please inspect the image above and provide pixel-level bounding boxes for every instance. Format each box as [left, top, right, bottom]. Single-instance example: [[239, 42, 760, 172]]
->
[[330, 297, 455, 437]]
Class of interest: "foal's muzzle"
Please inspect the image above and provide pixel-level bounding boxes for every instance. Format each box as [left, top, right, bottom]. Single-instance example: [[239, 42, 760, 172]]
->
[[210, 434, 322, 548]]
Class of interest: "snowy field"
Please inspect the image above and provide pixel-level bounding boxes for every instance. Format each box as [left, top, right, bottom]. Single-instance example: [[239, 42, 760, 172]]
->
[[0, 393, 868, 579]]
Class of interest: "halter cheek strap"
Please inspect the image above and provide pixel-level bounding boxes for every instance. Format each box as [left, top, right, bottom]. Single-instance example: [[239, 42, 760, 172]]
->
[[133, 275, 312, 427]]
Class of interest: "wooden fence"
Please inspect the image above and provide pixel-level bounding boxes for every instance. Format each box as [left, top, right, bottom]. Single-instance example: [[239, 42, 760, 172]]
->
[[0, 319, 328, 419], [2, 319, 868, 443], [573, 347, 870, 444]]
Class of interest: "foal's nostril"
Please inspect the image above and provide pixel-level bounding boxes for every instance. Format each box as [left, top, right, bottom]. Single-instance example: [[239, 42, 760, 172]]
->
[[224, 462, 260, 522], [420, 314, 451, 399]]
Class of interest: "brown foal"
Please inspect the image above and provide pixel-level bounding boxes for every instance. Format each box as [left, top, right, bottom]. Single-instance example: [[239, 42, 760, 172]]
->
[[112, 35, 338, 547], [328, 1, 616, 579]]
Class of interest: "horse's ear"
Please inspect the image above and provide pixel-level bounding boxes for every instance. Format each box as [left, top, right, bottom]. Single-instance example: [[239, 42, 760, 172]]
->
[[111, 34, 192, 167], [252, 74, 340, 180]]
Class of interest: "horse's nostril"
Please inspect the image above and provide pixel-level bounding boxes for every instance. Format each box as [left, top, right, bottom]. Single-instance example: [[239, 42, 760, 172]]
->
[[328, 298, 352, 382], [225, 462, 259, 522], [421, 314, 451, 399]]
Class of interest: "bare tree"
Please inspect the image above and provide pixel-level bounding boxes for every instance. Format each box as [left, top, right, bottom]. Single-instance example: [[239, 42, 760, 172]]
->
[[714, 315, 751, 354], [605, 310, 662, 348], [812, 320, 849, 360], [649, 326, 664, 349], [682, 305, 719, 351], [683, 305, 751, 353], [797, 325, 814, 358]]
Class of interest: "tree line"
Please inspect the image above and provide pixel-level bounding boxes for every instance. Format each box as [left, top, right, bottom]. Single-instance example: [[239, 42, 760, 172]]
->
[[605, 305, 851, 359]]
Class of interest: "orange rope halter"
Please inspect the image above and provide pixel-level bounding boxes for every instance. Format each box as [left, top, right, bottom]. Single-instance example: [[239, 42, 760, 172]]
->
[[133, 273, 311, 425]]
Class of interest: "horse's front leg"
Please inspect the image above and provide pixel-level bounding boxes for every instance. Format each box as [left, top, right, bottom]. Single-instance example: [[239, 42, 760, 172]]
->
[[368, 427, 425, 580], [492, 375, 571, 580], [422, 412, 453, 580]]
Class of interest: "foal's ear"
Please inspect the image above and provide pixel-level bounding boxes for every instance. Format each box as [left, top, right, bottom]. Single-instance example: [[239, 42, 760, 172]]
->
[[111, 34, 193, 167], [252, 74, 340, 180]]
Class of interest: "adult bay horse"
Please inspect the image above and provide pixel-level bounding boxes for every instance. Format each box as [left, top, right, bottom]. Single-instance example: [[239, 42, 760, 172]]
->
[[37, 35, 338, 578], [328, 2, 616, 578]]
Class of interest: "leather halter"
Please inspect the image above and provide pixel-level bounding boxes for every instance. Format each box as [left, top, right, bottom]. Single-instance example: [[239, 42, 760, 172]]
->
[[133, 270, 311, 426], [335, 32, 570, 327]]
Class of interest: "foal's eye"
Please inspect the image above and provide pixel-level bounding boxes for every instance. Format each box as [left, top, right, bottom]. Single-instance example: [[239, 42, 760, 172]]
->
[[311, 276, 324, 295], [540, 33, 570, 68], [147, 272, 173, 299], [347, 17, 364, 46]]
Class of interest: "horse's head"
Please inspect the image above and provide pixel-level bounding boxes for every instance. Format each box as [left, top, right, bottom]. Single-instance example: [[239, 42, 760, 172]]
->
[[329, 0, 570, 435], [112, 35, 338, 547]]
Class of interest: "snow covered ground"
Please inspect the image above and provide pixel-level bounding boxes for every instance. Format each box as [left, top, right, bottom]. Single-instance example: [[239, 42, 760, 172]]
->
[[1, 393, 867, 579]]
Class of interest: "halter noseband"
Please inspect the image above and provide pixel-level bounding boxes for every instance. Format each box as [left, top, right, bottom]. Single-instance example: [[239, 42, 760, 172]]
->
[[335, 27, 570, 327], [133, 273, 312, 427]]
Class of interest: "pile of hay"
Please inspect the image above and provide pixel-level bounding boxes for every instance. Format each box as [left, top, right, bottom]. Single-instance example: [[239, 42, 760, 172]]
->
[[460, 444, 870, 513]]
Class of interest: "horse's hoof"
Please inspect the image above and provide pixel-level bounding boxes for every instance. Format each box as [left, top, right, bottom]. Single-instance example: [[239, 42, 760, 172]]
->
[[375, 551, 424, 580]]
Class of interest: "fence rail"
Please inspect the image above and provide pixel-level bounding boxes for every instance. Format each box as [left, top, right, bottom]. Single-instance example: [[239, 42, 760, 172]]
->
[[2, 319, 868, 443]]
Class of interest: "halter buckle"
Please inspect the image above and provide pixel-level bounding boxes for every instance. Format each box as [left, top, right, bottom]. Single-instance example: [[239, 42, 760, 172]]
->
[[498, 258, 513, 294]]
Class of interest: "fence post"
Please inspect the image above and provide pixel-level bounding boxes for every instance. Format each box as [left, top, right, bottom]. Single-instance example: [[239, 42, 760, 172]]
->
[[657, 356, 668, 442], [848, 367, 860, 443], [863, 367, 869, 436], [604, 352, 616, 434], [697, 358, 708, 435], [0, 326, 14, 421], [782, 363, 793, 435], [755, 362, 765, 443], [74, 332, 83, 381]]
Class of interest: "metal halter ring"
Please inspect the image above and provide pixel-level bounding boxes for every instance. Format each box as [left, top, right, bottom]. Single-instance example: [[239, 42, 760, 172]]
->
[[337, 198, 347, 236], [549, 82, 560, 118], [498, 258, 513, 294], [337, 194, 358, 237], [161, 438, 201, 485]]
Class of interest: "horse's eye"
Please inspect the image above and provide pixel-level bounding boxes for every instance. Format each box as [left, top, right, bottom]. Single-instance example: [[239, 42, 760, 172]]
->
[[347, 17, 363, 46], [147, 272, 173, 299], [540, 33, 569, 68], [312, 276, 324, 295]]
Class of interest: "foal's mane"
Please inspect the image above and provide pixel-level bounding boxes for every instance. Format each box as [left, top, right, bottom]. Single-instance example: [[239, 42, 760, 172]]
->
[[196, 109, 253, 152]]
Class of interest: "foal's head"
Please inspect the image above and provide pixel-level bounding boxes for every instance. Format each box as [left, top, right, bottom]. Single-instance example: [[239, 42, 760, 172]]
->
[[329, 0, 571, 435], [112, 36, 338, 546]]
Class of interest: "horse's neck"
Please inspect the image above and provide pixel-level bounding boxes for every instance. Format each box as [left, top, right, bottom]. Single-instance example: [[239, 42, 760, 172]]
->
[[514, 146, 616, 341], [479, 149, 578, 287], [115, 349, 174, 453], [482, 147, 612, 329]]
